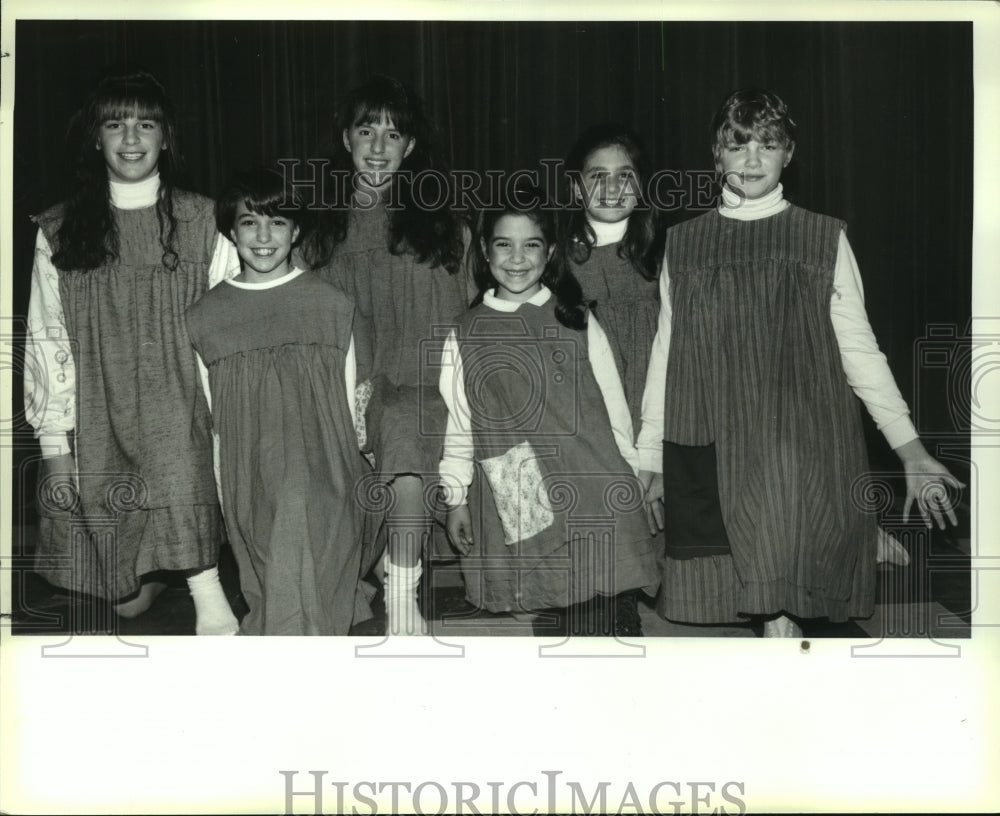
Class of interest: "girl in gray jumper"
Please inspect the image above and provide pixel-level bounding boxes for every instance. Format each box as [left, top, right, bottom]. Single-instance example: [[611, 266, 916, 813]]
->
[[25, 68, 239, 634]]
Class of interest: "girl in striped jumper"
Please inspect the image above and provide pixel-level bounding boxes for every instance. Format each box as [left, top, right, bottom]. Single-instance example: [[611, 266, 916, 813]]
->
[[638, 89, 963, 637]]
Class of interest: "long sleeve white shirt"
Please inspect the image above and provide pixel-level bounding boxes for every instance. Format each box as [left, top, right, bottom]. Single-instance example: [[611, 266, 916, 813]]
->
[[438, 286, 638, 507], [636, 184, 918, 472], [23, 174, 242, 458]]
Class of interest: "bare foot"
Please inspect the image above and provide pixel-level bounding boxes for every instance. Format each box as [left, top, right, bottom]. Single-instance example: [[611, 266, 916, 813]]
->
[[876, 528, 910, 566]]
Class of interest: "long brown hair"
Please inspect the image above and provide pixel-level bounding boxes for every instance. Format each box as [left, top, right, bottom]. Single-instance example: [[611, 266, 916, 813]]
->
[[51, 68, 183, 272]]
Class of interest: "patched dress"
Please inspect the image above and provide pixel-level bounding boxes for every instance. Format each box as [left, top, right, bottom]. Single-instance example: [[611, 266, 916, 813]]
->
[[443, 295, 660, 612]]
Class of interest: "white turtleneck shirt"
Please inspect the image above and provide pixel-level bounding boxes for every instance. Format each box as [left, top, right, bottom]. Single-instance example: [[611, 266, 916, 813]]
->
[[585, 214, 629, 247]]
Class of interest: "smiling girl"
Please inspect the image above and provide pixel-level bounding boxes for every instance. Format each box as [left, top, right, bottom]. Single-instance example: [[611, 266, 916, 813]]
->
[[439, 188, 659, 635], [187, 169, 366, 635], [563, 124, 661, 434], [638, 88, 963, 637], [24, 68, 240, 633], [303, 75, 469, 636], [562, 125, 663, 636]]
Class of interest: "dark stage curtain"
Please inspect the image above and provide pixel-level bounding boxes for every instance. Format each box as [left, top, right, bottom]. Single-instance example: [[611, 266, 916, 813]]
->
[[10, 20, 972, 498]]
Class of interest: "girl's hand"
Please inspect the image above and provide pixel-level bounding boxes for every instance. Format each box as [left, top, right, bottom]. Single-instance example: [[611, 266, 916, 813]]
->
[[446, 504, 475, 555], [40, 453, 76, 483], [893, 439, 965, 530], [37, 453, 78, 516], [639, 469, 664, 536]]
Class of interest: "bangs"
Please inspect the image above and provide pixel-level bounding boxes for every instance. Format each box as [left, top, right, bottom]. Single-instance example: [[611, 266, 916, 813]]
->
[[713, 90, 796, 147], [351, 101, 415, 137], [483, 201, 555, 246], [94, 95, 167, 124], [566, 124, 646, 175], [241, 189, 297, 218], [587, 138, 640, 167], [718, 120, 792, 147], [217, 168, 303, 236]]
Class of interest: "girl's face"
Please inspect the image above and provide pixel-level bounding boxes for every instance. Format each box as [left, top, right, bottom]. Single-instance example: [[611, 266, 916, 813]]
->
[[576, 144, 640, 224], [342, 114, 415, 190], [483, 214, 554, 303], [714, 133, 794, 200], [97, 115, 166, 185], [230, 201, 300, 282]]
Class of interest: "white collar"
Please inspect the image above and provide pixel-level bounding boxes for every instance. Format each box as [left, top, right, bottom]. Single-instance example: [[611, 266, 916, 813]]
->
[[225, 267, 305, 290], [585, 216, 629, 247], [109, 174, 160, 210], [718, 183, 789, 221], [483, 285, 552, 312]]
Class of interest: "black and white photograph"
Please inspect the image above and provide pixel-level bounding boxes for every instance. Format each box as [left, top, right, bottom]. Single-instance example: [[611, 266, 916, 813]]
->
[[1, 1, 998, 813]]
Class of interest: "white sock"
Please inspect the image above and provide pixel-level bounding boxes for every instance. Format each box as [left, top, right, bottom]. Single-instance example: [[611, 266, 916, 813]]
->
[[383, 554, 427, 636], [186, 566, 239, 635]]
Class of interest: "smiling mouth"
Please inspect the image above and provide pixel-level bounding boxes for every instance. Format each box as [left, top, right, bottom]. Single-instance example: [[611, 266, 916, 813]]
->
[[251, 248, 277, 257], [118, 153, 146, 161]]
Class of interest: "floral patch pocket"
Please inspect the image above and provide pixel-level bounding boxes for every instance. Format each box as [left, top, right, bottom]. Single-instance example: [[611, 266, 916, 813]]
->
[[479, 441, 554, 546]]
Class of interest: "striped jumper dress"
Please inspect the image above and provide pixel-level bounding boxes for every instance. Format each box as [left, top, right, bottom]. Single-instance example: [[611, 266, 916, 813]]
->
[[659, 205, 877, 623]]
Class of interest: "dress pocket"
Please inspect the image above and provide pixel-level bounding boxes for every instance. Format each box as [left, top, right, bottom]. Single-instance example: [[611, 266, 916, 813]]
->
[[479, 441, 553, 546]]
